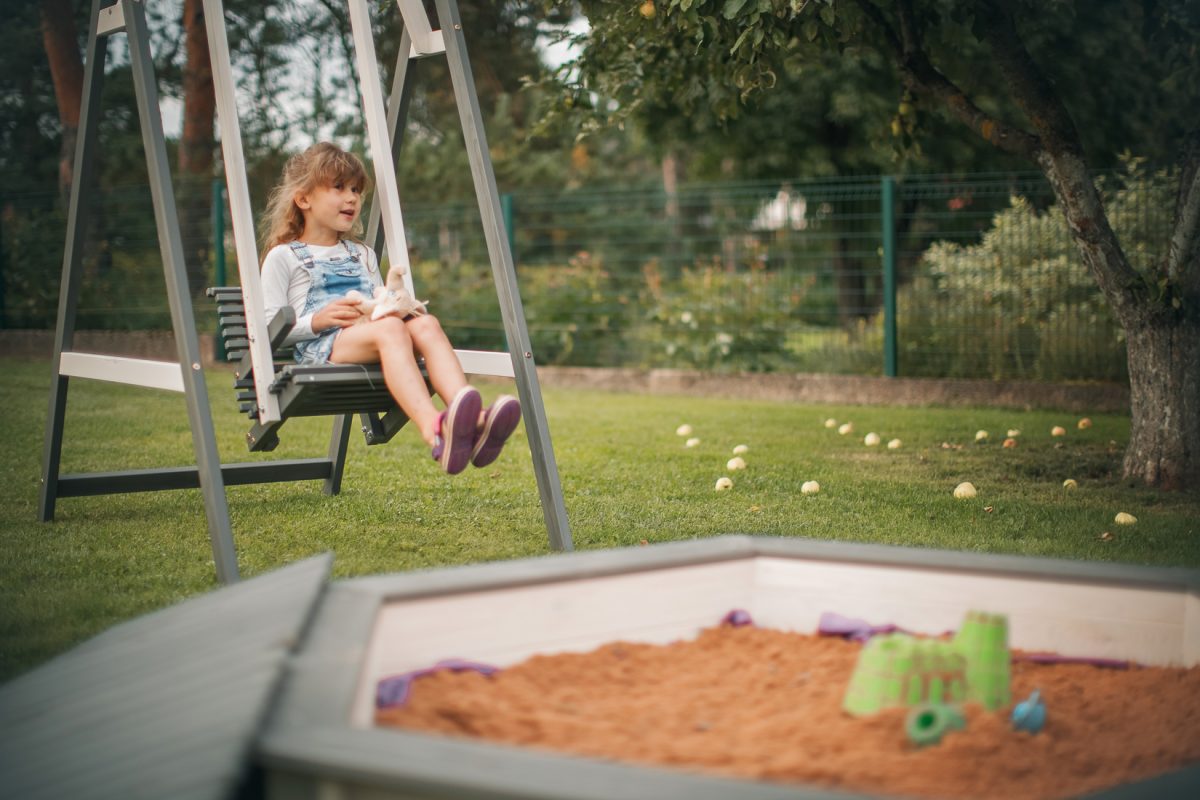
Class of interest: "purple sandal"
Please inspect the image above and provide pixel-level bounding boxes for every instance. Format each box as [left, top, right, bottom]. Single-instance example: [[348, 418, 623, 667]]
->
[[471, 395, 522, 468], [431, 387, 482, 475]]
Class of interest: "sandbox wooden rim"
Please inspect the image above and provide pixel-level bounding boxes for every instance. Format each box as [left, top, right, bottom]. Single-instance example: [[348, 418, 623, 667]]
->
[[257, 535, 1200, 799]]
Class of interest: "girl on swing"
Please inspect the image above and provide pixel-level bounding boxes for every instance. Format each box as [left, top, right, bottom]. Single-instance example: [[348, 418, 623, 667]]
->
[[260, 142, 520, 475]]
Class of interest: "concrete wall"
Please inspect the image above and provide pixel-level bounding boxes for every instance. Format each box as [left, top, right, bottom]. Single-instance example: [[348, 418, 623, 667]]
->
[[2, 329, 1129, 413], [537, 366, 1130, 413]]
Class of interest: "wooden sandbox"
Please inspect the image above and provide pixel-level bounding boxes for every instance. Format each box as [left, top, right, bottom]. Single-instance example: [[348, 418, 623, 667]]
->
[[257, 535, 1200, 799]]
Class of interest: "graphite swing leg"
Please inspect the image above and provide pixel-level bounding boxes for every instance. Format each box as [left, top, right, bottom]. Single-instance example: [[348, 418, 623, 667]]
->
[[125, 0, 239, 583], [354, 0, 571, 550], [39, 0, 107, 524], [433, 0, 572, 551], [324, 414, 353, 496]]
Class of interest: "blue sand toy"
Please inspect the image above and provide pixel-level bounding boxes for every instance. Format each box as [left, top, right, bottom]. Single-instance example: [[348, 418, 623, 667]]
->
[[1011, 689, 1046, 734]]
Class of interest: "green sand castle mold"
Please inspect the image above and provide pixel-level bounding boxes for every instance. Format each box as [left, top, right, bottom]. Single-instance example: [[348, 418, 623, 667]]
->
[[842, 634, 968, 716], [842, 610, 1011, 717], [953, 610, 1011, 711]]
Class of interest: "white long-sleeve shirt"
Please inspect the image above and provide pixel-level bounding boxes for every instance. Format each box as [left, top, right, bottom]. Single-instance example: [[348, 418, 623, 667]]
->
[[260, 240, 382, 345]]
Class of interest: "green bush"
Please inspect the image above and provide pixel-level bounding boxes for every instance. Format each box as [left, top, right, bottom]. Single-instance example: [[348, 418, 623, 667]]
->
[[417, 251, 634, 366], [2, 205, 64, 328], [519, 251, 633, 366], [415, 258, 507, 353], [2, 187, 180, 331], [896, 161, 1171, 381], [785, 317, 885, 376], [416, 251, 872, 374], [627, 261, 796, 372]]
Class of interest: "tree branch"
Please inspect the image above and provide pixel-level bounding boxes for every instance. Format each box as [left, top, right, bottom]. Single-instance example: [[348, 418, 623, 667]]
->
[[969, 3, 1148, 320], [39, 0, 84, 198], [970, 4, 1081, 158], [852, 0, 1040, 160], [895, 0, 922, 55]]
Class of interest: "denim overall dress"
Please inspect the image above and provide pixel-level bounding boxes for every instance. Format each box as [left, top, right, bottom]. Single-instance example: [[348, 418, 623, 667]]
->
[[290, 240, 376, 364]]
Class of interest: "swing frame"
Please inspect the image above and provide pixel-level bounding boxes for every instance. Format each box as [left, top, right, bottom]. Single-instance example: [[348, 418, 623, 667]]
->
[[38, 0, 573, 585]]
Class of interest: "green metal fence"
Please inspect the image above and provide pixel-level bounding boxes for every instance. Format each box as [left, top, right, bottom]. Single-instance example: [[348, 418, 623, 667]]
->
[[404, 172, 1134, 381], [0, 176, 214, 333], [889, 173, 1135, 382], [2, 171, 1145, 382]]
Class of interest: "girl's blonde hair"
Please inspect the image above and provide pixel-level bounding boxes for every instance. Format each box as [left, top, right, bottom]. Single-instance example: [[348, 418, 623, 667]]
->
[[259, 142, 371, 260]]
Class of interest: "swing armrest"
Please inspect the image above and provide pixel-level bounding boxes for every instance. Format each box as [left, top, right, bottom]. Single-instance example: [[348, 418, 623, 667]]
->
[[235, 305, 296, 383]]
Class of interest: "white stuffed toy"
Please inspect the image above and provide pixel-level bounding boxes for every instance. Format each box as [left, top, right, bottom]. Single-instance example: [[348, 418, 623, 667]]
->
[[346, 266, 427, 322]]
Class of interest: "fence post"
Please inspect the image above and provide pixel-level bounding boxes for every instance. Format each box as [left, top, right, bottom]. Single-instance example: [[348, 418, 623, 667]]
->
[[881, 175, 898, 377], [212, 178, 226, 361]]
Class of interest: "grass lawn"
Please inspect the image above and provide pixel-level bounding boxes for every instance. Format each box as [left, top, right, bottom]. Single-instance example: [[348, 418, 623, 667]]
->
[[1, 357, 1197, 682]]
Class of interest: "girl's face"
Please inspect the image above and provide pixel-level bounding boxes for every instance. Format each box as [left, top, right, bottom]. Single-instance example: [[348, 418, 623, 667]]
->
[[295, 180, 363, 244]]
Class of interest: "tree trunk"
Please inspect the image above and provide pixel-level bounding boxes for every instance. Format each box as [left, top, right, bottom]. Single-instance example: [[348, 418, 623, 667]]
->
[[833, 220, 868, 329], [179, 0, 217, 298], [1122, 310, 1200, 489], [816, 119, 870, 327], [972, 3, 1195, 490], [40, 0, 83, 201], [662, 150, 685, 254], [1033, 149, 1198, 489]]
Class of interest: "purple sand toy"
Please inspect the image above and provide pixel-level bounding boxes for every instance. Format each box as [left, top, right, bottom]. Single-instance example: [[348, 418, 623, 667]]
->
[[819, 611, 915, 642], [1012, 652, 1132, 669], [376, 659, 500, 709], [721, 609, 755, 627]]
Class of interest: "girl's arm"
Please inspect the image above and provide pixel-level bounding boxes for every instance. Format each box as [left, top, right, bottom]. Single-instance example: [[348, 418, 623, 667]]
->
[[311, 296, 363, 331], [261, 246, 317, 345]]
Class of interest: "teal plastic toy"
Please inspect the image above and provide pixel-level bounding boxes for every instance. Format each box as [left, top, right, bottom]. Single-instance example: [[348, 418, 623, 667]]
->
[[906, 703, 967, 746], [1011, 689, 1046, 734]]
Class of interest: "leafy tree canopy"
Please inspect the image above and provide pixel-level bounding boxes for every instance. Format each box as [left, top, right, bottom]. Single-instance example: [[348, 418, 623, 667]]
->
[[557, 0, 1198, 176]]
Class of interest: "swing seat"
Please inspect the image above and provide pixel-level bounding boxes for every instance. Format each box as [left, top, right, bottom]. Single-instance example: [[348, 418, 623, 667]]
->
[[208, 286, 416, 453]]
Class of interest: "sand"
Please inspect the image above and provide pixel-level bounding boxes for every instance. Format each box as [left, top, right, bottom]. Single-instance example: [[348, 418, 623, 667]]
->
[[376, 624, 1200, 799]]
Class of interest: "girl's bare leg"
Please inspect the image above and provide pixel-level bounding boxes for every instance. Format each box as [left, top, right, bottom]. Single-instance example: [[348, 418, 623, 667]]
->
[[404, 315, 470, 406], [329, 318, 441, 444]]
